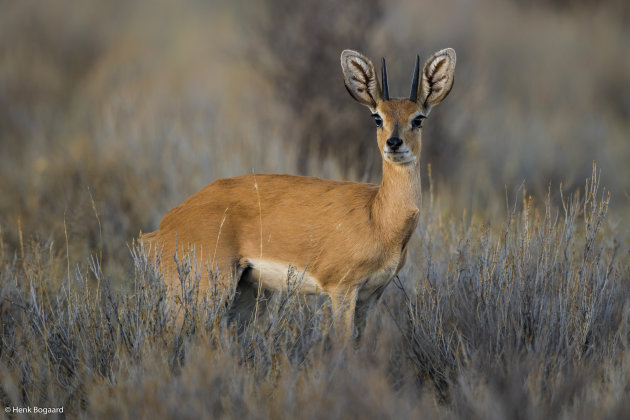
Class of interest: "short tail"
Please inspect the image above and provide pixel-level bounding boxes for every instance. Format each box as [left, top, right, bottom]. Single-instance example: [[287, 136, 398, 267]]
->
[[139, 230, 158, 246]]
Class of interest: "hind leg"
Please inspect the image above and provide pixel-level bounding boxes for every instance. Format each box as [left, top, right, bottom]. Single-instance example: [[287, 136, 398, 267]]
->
[[228, 267, 272, 326], [354, 284, 387, 340]]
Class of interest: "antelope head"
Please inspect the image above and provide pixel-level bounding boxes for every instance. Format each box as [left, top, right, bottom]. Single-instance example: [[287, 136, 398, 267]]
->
[[341, 49, 456, 167]]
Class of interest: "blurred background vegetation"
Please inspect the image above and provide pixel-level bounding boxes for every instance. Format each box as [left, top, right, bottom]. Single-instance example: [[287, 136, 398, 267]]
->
[[0, 0, 628, 273]]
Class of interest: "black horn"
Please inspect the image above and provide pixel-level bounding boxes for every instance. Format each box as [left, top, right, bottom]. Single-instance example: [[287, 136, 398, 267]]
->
[[381, 57, 390, 101], [409, 54, 420, 102]]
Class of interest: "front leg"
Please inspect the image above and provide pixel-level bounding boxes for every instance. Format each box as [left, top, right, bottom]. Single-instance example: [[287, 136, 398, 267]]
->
[[327, 285, 359, 340]]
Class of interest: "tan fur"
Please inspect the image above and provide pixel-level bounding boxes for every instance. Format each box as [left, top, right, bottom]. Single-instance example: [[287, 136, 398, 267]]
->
[[142, 49, 456, 338]]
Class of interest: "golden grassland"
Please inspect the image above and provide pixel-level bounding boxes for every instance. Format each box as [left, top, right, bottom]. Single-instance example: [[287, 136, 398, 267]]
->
[[1, 0, 629, 418]]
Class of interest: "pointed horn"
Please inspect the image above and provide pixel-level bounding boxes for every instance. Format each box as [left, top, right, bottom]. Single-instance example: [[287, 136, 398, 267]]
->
[[381, 57, 389, 100], [409, 54, 420, 102]]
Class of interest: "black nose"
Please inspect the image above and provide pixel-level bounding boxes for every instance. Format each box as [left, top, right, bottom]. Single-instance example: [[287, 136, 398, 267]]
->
[[386, 137, 403, 150]]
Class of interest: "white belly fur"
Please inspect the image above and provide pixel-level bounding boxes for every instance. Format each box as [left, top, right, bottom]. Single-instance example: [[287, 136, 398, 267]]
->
[[245, 258, 325, 295]]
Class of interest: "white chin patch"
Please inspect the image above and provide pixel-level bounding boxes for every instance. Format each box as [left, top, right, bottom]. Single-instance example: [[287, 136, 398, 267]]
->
[[384, 152, 416, 165]]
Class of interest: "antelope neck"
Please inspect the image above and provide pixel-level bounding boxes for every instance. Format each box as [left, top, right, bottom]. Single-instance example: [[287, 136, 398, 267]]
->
[[372, 160, 421, 239]]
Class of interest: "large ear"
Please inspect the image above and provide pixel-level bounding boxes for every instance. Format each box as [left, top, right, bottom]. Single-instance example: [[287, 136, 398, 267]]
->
[[341, 50, 382, 110], [418, 48, 456, 113]]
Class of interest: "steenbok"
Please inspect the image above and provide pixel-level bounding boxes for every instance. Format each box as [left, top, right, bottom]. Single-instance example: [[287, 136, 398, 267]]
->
[[143, 48, 456, 338]]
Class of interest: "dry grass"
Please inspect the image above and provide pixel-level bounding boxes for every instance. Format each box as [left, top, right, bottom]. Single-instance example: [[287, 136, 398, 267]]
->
[[1, 0, 629, 418], [1, 165, 628, 419]]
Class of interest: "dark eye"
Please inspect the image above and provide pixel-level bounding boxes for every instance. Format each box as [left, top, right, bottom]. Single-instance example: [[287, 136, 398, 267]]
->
[[411, 115, 425, 129], [372, 114, 383, 128]]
